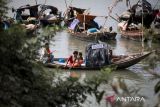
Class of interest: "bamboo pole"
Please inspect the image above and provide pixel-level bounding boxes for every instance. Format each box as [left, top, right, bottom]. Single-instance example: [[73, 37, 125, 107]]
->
[[35, 0, 37, 5], [44, 0, 47, 5], [64, 0, 68, 9], [128, 0, 132, 9], [141, 0, 144, 50]]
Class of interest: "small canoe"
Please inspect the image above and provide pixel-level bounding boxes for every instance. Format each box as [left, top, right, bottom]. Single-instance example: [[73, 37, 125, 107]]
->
[[44, 51, 152, 70]]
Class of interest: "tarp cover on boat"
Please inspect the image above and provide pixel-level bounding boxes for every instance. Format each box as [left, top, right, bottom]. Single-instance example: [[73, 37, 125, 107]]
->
[[68, 19, 80, 30], [85, 43, 111, 67]]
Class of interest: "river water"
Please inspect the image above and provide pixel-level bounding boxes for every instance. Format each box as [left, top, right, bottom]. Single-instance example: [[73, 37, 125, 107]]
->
[[9, 0, 160, 107]]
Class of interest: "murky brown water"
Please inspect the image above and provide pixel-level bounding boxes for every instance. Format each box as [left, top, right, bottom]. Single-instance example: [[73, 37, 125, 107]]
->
[[51, 31, 160, 107], [8, 0, 160, 107]]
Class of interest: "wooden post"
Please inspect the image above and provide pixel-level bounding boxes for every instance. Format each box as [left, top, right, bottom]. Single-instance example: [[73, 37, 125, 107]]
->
[[83, 14, 86, 30]]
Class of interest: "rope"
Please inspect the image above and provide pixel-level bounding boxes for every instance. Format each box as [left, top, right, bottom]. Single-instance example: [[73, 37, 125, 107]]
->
[[102, 0, 120, 27]]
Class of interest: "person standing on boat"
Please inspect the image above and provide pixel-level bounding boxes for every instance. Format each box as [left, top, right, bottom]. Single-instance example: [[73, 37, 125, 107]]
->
[[44, 43, 54, 63], [65, 51, 79, 67]]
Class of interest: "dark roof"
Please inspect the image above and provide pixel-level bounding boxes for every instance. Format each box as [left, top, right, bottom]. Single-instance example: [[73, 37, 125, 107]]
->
[[39, 5, 58, 15], [69, 6, 86, 14], [17, 4, 40, 11]]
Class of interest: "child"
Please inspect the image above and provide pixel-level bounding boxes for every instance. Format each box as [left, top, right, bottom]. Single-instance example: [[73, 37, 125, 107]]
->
[[78, 52, 83, 65], [66, 51, 78, 67], [44, 43, 54, 63], [72, 52, 83, 67]]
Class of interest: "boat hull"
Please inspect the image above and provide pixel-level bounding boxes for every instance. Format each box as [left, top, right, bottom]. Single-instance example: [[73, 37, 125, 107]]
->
[[69, 31, 117, 42], [43, 51, 152, 70], [120, 29, 143, 41], [40, 19, 62, 26]]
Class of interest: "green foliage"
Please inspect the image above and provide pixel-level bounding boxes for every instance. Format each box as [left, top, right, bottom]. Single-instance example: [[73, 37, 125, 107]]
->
[[0, 23, 112, 107], [41, 26, 57, 38], [0, 0, 9, 16], [84, 69, 110, 103], [44, 69, 111, 106], [143, 28, 160, 42]]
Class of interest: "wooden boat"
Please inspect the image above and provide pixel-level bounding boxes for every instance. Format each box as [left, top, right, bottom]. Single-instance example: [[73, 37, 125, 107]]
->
[[119, 29, 143, 41], [43, 51, 152, 70], [64, 6, 86, 26], [40, 18, 62, 26], [68, 30, 117, 42], [39, 5, 63, 26], [13, 4, 40, 24], [13, 4, 62, 26], [68, 14, 117, 42], [117, 0, 159, 41]]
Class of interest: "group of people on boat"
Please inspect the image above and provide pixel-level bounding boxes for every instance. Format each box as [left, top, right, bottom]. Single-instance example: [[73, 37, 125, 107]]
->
[[42, 43, 84, 67], [65, 51, 83, 67], [41, 41, 118, 68]]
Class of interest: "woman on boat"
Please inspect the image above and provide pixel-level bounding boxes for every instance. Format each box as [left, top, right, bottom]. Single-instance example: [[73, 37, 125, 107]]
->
[[44, 43, 54, 63], [65, 51, 79, 67]]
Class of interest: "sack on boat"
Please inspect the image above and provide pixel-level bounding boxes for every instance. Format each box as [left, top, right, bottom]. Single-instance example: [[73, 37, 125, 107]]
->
[[120, 11, 131, 19], [85, 43, 111, 67], [58, 58, 65, 63], [68, 19, 80, 30]]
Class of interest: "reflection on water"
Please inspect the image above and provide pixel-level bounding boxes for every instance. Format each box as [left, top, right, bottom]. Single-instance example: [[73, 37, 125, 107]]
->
[[53, 68, 149, 107], [51, 31, 88, 57], [51, 31, 158, 58]]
